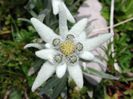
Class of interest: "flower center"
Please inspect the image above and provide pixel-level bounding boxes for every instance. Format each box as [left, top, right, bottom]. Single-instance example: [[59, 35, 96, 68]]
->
[[60, 40, 75, 56]]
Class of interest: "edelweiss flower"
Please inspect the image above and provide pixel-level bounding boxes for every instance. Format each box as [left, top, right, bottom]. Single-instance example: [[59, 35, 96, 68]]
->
[[25, 3, 113, 92], [52, 0, 75, 23], [25, 16, 112, 92]]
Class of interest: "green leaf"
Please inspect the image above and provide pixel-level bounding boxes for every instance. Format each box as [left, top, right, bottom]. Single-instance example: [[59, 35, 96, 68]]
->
[[84, 67, 119, 80], [39, 75, 67, 98], [52, 75, 67, 99], [40, 76, 60, 95]]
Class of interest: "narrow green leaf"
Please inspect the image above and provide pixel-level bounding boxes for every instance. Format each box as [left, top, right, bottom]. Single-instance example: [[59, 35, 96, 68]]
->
[[84, 67, 119, 80], [52, 75, 67, 99]]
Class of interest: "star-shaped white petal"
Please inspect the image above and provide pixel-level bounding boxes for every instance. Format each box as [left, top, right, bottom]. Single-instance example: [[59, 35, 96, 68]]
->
[[32, 62, 55, 92], [56, 63, 67, 78], [31, 18, 59, 43], [52, 0, 75, 23], [68, 63, 83, 88]]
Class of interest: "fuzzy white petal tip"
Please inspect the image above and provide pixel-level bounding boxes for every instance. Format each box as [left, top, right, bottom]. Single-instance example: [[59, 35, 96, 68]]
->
[[32, 85, 37, 92], [84, 33, 113, 51], [30, 18, 35, 22], [114, 63, 122, 73], [69, 18, 88, 36], [56, 63, 67, 78], [59, 2, 68, 35], [62, 2, 75, 23], [52, 0, 60, 15], [31, 62, 55, 92], [35, 49, 57, 63], [79, 51, 94, 61], [68, 64, 83, 89], [24, 43, 44, 49], [30, 17, 58, 42]]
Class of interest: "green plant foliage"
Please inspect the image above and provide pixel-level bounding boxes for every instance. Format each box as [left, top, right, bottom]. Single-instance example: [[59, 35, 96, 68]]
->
[[84, 67, 119, 80], [101, 0, 133, 73], [0, 41, 40, 98], [0, 0, 29, 36], [114, 33, 133, 73], [96, 0, 133, 98], [0, 0, 133, 98]]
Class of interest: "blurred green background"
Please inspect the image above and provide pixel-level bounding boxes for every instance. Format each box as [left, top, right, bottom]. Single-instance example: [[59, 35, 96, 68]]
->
[[0, 0, 133, 99]]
